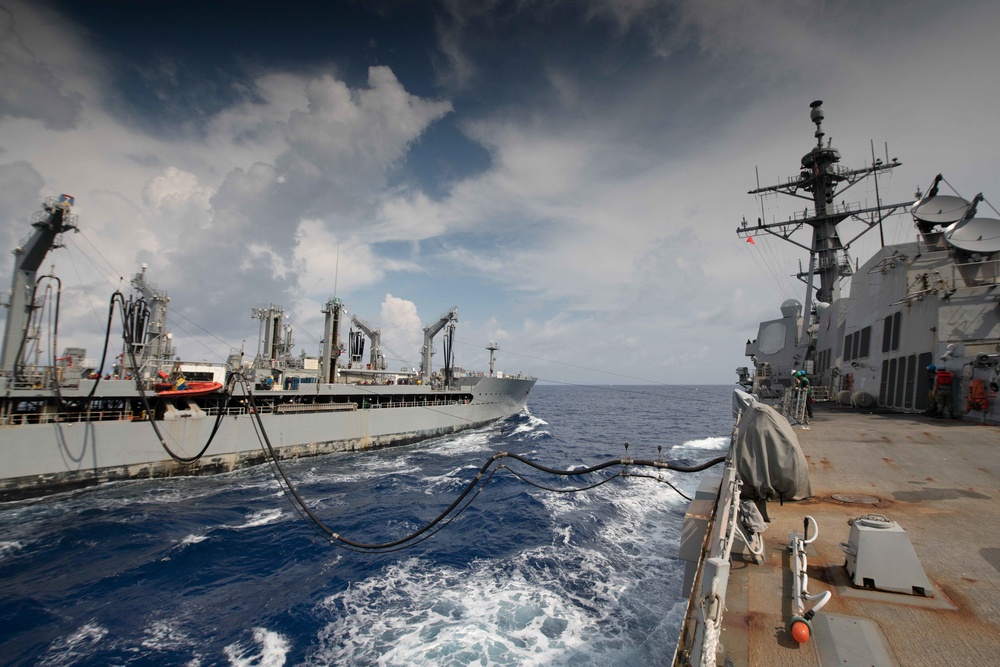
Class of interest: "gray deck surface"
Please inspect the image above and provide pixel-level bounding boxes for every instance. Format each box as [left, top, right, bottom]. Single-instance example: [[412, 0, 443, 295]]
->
[[719, 404, 1000, 666]]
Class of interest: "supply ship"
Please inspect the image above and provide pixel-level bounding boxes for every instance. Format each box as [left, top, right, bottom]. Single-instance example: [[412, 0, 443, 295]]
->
[[673, 102, 1000, 665], [0, 200, 534, 501]]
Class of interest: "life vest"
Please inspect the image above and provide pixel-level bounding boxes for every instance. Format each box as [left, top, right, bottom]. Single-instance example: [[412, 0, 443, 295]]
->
[[935, 369, 953, 387], [967, 379, 988, 412]]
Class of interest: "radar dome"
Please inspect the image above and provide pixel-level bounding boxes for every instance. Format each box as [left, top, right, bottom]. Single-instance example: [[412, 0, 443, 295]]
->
[[780, 299, 803, 318]]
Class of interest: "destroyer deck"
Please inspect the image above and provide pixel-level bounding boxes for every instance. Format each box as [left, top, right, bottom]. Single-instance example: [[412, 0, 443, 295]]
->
[[720, 404, 1000, 666]]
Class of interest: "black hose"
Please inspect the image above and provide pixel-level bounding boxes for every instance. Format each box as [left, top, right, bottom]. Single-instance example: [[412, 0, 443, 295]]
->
[[500, 452, 727, 476], [242, 375, 726, 552], [114, 292, 227, 464]]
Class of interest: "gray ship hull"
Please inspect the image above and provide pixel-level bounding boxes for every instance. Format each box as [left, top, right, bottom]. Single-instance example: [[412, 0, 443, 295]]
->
[[0, 376, 534, 501]]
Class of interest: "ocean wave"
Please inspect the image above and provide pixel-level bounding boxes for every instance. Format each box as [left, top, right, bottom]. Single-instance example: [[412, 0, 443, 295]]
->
[[140, 620, 191, 651], [304, 458, 689, 667], [422, 465, 479, 494], [672, 435, 728, 450], [505, 413, 549, 439], [308, 556, 593, 666], [425, 429, 495, 456], [227, 508, 283, 530], [37, 623, 108, 667], [0, 540, 24, 559], [224, 627, 289, 667]]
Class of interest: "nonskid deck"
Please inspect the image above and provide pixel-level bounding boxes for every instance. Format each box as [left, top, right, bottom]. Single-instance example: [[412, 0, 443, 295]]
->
[[718, 404, 1000, 666]]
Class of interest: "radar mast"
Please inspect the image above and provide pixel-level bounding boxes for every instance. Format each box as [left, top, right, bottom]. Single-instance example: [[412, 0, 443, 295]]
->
[[738, 101, 912, 343]]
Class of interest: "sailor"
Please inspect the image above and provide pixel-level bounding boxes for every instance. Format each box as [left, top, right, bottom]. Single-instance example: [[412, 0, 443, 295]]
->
[[924, 365, 939, 416], [173, 375, 188, 391], [795, 370, 814, 418], [931, 366, 955, 418]]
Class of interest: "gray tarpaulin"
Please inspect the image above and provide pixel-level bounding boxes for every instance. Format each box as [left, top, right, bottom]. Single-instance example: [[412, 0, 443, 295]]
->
[[734, 398, 812, 501]]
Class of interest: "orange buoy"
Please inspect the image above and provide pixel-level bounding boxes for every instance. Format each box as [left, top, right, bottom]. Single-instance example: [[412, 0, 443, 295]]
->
[[791, 619, 811, 644]]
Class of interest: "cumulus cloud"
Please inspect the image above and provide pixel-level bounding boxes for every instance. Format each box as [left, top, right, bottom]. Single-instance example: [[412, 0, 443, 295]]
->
[[282, 68, 451, 183], [380, 294, 423, 365], [2, 0, 999, 384]]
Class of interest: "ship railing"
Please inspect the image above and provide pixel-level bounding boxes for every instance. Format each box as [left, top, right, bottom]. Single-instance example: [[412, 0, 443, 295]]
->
[[781, 387, 810, 424], [367, 398, 462, 409], [273, 402, 358, 414], [674, 428, 741, 666], [3, 366, 82, 390], [199, 398, 460, 416], [4, 408, 138, 426], [950, 259, 999, 289], [788, 200, 863, 221]]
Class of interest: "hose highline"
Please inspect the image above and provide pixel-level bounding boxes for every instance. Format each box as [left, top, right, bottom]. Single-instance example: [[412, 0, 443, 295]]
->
[[240, 377, 727, 553], [500, 452, 727, 476]]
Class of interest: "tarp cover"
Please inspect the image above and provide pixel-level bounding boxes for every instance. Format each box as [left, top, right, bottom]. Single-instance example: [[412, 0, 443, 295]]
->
[[734, 399, 812, 501]]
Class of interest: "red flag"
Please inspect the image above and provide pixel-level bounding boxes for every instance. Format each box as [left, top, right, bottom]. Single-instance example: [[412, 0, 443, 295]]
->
[[746, 237, 755, 245]]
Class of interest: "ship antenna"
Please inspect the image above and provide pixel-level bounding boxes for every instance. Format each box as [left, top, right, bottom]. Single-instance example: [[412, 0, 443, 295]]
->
[[810, 99, 825, 148], [755, 166, 767, 226], [333, 243, 340, 298], [871, 139, 886, 248]]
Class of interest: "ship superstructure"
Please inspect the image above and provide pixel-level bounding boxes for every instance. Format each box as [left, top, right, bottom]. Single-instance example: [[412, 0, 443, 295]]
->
[[736, 101, 999, 420], [673, 100, 1000, 667]]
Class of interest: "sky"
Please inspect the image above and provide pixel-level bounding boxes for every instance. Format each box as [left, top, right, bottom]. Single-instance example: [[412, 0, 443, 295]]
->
[[1, 0, 999, 385]]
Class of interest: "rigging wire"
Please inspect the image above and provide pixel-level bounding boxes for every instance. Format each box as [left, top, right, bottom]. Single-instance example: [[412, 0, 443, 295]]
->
[[75, 229, 123, 281], [63, 244, 111, 330]]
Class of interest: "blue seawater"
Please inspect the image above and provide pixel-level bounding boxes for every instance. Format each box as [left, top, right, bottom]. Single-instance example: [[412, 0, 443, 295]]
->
[[0, 384, 734, 666]]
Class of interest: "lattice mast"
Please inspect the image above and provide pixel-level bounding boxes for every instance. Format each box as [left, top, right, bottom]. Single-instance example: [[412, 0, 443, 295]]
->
[[737, 101, 911, 342]]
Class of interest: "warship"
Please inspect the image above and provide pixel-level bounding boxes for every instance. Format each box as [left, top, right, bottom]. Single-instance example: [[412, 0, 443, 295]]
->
[[0, 199, 535, 501], [673, 102, 1000, 665]]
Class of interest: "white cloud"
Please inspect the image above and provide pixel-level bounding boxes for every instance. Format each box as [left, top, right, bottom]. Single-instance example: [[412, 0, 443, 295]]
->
[[283, 67, 452, 180], [2, 0, 999, 385], [380, 294, 423, 366]]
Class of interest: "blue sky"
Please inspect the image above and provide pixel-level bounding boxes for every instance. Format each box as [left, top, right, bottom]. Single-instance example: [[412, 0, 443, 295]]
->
[[2, 0, 999, 384]]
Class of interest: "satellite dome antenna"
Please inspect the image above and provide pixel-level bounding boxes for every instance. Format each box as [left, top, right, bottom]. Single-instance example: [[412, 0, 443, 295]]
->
[[810, 100, 825, 147]]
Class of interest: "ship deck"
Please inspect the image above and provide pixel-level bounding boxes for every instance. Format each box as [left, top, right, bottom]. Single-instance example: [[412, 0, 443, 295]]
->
[[719, 403, 1000, 666]]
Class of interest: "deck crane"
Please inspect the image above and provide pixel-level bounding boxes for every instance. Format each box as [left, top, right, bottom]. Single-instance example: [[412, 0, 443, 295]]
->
[[420, 307, 457, 386], [350, 315, 385, 370], [1, 195, 78, 375]]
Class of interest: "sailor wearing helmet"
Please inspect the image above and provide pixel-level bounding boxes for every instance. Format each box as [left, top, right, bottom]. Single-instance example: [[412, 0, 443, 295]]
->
[[794, 370, 814, 418]]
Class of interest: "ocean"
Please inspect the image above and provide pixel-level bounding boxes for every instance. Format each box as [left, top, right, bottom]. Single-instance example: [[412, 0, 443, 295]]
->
[[0, 384, 734, 666]]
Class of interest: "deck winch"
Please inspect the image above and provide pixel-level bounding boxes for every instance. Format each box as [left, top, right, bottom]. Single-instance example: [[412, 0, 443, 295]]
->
[[839, 514, 931, 596]]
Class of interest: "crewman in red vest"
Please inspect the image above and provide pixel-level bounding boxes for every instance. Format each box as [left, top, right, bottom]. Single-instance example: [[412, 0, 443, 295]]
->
[[931, 366, 955, 418]]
